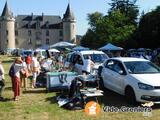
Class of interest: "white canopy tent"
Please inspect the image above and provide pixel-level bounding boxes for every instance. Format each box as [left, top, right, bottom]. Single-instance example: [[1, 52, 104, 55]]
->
[[50, 42, 76, 48], [48, 48, 60, 53], [99, 43, 123, 51], [72, 46, 90, 51]]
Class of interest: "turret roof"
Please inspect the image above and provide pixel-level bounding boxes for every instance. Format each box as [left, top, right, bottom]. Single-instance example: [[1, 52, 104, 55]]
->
[[1, 1, 13, 17], [63, 3, 75, 20]]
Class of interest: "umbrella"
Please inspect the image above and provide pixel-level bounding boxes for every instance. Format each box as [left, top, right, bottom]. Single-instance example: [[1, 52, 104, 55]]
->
[[50, 42, 76, 48]]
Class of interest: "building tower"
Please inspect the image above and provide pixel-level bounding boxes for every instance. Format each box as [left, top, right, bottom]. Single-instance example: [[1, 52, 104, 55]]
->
[[63, 3, 76, 43], [0, 1, 15, 51]]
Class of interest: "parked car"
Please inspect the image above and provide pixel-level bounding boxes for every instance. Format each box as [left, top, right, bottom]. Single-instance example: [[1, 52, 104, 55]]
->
[[65, 50, 108, 74], [21, 50, 33, 57], [35, 49, 47, 59], [100, 57, 160, 104]]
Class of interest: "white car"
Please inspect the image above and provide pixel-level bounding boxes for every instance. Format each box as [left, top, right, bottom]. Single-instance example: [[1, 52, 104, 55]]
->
[[101, 57, 160, 104], [66, 50, 108, 74]]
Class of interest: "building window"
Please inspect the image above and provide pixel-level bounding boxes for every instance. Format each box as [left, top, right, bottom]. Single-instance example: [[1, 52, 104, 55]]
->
[[15, 22, 18, 28], [6, 30, 8, 36], [28, 22, 31, 28], [46, 21, 49, 28], [15, 39, 19, 45], [36, 20, 41, 29], [28, 30, 32, 36], [46, 30, 49, 36], [28, 38, 32, 44], [15, 30, 18, 36], [59, 30, 63, 37], [59, 39, 63, 41], [36, 32, 41, 40], [46, 38, 50, 44]]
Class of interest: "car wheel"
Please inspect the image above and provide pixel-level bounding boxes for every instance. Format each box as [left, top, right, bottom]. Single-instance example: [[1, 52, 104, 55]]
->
[[125, 86, 136, 105]]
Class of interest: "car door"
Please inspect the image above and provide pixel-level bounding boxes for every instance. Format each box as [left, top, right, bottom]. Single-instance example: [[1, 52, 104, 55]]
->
[[109, 60, 126, 94], [102, 60, 117, 90], [74, 54, 84, 74]]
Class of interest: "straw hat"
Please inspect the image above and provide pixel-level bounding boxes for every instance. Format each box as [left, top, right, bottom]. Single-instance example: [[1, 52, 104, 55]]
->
[[15, 57, 23, 64]]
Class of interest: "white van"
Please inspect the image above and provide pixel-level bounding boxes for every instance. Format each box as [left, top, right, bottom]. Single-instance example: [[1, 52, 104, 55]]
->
[[66, 50, 108, 74], [35, 49, 47, 59]]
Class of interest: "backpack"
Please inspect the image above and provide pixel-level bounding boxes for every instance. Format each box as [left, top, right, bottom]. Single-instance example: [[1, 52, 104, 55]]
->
[[9, 64, 15, 77]]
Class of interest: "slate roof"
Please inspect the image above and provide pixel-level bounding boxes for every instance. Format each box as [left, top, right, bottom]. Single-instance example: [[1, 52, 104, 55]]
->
[[15, 14, 62, 29], [1, 1, 13, 17], [63, 4, 75, 20]]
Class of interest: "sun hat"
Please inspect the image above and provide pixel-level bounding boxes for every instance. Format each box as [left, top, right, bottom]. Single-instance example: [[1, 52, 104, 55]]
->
[[15, 57, 23, 63]]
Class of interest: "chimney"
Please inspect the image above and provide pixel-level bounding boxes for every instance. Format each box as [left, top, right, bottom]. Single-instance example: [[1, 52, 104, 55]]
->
[[42, 12, 44, 21], [31, 12, 33, 20]]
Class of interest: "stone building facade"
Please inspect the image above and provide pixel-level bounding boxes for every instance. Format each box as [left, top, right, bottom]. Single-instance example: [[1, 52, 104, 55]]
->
[[0, 1, 76, 51]]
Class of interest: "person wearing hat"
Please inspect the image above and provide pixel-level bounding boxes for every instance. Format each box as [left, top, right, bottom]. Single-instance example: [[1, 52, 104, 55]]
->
[[11, 57, 24, 101]]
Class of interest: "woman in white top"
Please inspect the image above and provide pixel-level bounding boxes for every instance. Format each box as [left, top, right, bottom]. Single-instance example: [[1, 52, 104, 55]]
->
[[82, 56, 95, 75], [31, 52, 40, 88]]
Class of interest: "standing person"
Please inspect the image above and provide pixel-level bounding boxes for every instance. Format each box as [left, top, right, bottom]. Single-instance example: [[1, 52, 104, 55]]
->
[[82, 56, 95, 75], [20, 57, 28, 90], [26, 54, 32, 72], [31, 52, 40, 88], [58, 52, 64, 71], [10, 57, 24, 101], [0, 60, 5, 100]]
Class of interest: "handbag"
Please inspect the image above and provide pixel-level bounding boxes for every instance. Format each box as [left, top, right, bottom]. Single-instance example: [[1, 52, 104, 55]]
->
[[20, 69, 29, 78]]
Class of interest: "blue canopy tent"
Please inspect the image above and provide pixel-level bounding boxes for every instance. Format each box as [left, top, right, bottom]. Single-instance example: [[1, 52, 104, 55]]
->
[[99, 43, 123, 51], [99, 43, 123, 57]]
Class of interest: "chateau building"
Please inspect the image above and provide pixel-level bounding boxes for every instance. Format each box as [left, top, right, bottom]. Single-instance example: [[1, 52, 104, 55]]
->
[[0, 1, 76, 51]]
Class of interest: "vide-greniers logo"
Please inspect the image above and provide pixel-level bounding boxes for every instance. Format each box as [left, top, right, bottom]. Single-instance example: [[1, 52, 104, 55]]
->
[[85, 101, 101, 116]]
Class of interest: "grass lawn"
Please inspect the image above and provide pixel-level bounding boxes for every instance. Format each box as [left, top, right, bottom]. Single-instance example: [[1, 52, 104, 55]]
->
[[0, 55, 160, 120]]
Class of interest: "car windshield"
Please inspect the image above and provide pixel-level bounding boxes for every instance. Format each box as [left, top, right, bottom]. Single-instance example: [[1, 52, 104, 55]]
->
[[83, 54, 107, 63], [124, 61, 160, 74], [23, 51, 32, 56]]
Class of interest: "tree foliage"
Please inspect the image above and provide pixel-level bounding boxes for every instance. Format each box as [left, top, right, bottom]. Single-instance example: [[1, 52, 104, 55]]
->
[[96, 10, 135, 46], [138, 6, 160, 48], [81, 0, 138, 49], [81, 12, 104, 49], [109, 0, 138, 25]]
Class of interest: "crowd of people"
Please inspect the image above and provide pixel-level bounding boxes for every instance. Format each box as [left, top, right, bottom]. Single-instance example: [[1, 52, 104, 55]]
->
[[0, 52, 41, 101], [0, 51, 71, 101], [2, 48, 159, 102]]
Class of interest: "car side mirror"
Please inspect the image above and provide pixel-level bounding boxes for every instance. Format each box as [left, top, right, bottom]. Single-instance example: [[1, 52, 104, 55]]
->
[[118, 70, 126, 75]]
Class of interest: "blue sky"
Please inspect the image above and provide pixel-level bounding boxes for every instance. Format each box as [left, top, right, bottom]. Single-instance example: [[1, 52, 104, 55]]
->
[[0, 0, 160, 35]]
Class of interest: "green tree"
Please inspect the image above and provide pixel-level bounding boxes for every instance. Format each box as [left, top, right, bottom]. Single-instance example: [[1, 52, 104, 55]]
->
[[81, 0, 139, 49], [96, 10, 136, 46], [138, 6, 160, 48], [87, 12, 103, 31], [109, 0, 139, 25], [81, 12, 104, 49]]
